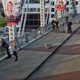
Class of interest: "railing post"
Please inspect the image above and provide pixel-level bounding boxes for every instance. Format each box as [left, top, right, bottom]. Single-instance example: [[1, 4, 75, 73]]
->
[[25, 33, 29, 43]]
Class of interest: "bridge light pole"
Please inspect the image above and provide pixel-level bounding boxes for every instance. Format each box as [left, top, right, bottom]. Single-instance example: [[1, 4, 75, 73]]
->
[[40, 0, 45, 31]]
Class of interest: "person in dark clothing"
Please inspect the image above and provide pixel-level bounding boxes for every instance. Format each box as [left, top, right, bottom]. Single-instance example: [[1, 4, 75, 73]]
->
[[51, 18, 59, 32], [0, 38, 11, 58], [67, 20, 72, 34], [51, 19, 56, 31], [55, 20, 59, 32]]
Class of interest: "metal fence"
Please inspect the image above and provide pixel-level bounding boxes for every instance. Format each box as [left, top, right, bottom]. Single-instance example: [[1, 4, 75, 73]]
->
[[16, 22, 52, 48]]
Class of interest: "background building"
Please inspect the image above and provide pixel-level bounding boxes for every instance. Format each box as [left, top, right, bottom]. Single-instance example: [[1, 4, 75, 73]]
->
[[1, 0, 79, 29]]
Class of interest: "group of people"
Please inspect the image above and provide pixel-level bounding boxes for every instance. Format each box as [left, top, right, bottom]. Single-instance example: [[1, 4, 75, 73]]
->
[[0, 1, 21, 61], [51, 16, 72, 34], [0, 38, 18, 61]]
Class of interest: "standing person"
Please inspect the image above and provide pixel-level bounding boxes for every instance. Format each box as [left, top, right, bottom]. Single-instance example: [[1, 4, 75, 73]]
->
[[67, 19, 72, 34], [55, 20, 59, 32], [0, 38, 11, 58], [10, 40, 18, 61]]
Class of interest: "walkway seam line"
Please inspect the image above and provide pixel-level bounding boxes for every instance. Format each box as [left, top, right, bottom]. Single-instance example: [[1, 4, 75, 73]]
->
[[25, 26, 80, 80]]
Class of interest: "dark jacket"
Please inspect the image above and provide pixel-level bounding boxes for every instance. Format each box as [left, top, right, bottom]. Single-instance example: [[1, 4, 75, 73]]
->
[[2, 39, 9, 48], [68, 21, 72, 27]]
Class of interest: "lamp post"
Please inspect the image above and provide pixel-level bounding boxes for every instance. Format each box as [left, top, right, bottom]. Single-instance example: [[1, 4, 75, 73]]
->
[[40, 0, 45, 32]]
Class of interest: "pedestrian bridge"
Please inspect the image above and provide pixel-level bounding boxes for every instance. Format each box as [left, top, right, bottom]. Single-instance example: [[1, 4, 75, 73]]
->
[[0, 14, 79, 60]]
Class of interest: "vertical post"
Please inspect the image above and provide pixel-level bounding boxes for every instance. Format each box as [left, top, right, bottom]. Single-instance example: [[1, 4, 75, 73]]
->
[[9, 25, 16, 42], [18, 0, 27, 37], [21, 0, 30, 36], [55, 0, 66, 32], [56, 10, 62, 19], [45, 0, 50, 24], [61, 10, 64, 31], [40, 0, 45, 32]]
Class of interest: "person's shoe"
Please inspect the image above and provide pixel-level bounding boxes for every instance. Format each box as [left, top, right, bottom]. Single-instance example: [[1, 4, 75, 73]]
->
[[15, 58, 18, 61]]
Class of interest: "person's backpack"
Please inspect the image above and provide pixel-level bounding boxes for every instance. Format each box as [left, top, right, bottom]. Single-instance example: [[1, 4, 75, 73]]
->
[[68, 21, 72, 26], [70, 22, 72, 25]]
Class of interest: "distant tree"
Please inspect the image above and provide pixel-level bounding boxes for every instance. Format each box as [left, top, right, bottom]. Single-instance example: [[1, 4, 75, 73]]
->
[[1, 10, 5, 17], [0, 18, 6, 27]]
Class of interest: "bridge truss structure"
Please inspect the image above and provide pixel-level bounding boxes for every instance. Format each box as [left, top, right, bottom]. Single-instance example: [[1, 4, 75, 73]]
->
[[18, 0, 77, 38], [18, 0, 51, 38]]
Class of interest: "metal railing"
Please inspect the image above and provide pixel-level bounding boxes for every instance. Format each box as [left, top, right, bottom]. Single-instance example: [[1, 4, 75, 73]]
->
[[0, 15, 77, 59], [16, 22, 52, 48]]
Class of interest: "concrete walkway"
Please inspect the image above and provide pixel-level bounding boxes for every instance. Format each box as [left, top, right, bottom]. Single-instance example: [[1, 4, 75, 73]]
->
[[0, 15, 80, 80], [29, 24, 80, 80]]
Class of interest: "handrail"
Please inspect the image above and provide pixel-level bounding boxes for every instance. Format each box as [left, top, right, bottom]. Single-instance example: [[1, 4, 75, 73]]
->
[[0, 15, 77, 56]]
